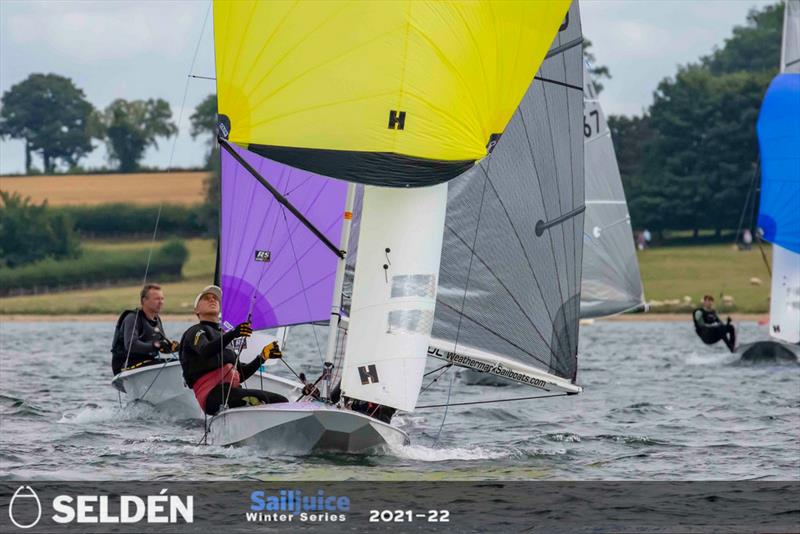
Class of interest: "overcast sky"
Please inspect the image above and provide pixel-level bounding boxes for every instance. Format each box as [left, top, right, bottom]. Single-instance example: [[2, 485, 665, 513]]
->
[[0, 0, 772, 175]]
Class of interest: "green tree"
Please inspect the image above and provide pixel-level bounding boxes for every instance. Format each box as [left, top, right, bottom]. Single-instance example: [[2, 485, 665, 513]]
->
[[0, 191, 81, 268], [0, 73, 99, 173], [641, 67, 771, 236], [607, 114, 655, 230], [190, 93, 221, 233], [702, 3, 783, 76], [608, 2, 783, 237], [582, 39, 611, 94], [102, 98, 178, 172]]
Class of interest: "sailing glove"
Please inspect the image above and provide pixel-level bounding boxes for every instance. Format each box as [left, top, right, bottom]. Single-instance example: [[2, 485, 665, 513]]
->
[[159, 340, 179, 353], [232, 322, 253, 339], [260, 342, 283, 361]]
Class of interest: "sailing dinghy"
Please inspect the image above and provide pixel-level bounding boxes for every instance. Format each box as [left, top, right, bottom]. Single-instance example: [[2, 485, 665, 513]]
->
[[111, 330, 297, 419], [112, 359, 203, 419], [740, 0, 800, 363], [206, 0, 579, 453]]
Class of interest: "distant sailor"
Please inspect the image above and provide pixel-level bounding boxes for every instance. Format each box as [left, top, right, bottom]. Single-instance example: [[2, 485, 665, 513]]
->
[[178, 285, 288, 416], [692, 295, 736, 352], [111, 283, 179, 375]]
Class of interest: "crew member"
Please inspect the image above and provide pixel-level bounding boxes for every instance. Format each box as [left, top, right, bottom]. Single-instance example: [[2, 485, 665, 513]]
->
[[179, 285, 288, 416], [111, 283, 179, 375], [692, 294, 736, 352]]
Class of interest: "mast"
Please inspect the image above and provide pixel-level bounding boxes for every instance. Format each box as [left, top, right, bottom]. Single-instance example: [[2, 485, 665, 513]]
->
[[323, 183, 356, 399]]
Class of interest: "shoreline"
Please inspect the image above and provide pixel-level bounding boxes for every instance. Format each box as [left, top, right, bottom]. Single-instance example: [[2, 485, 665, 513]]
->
[[0, 313, 769, 323]]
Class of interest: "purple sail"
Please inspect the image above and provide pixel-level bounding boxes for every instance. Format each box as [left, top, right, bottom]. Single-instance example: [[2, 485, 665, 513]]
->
[[220, 144, 347, 330]]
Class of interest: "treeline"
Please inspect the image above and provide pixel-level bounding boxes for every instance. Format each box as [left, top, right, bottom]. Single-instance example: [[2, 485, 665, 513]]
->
[[0, 76, 218, 175], [608, 3, 783, 237], [0, 191, 189, 293], [56, 203, 211, 238]]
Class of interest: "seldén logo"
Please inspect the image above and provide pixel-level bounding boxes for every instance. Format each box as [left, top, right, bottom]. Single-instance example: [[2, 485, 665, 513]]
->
[[9, 486, 42, 529], [7, 486, 193, 528]]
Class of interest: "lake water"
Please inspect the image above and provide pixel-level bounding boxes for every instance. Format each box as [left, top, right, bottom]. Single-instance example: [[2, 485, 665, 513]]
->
[[0, 320, 797, 481]]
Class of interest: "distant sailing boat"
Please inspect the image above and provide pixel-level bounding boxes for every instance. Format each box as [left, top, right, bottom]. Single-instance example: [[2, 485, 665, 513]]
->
[[740, 0, 800, 362], [208, 0, 581, 452], [580, 62, 645, 319]]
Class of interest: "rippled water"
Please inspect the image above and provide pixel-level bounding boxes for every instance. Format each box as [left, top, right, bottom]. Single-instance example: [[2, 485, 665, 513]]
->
[[0, 320, 797, 481]]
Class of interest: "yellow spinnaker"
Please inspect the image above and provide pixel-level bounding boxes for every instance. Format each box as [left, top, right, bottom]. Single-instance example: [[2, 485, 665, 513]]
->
[[214, 0, 572, 186]]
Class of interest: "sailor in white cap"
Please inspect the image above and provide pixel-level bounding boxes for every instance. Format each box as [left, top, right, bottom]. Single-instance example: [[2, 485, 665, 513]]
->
[[178, 285, 288, 415]]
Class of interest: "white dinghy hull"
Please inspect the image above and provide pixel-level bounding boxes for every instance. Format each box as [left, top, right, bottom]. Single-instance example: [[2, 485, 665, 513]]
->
[[111, 360, 202, 419], [112, 361, 306, 420], [208, 402, 409, 454]]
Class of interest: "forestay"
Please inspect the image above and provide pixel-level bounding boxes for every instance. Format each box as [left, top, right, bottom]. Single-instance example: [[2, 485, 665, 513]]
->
[[580, 62, 645, 318], [429, 0, 585, 393]]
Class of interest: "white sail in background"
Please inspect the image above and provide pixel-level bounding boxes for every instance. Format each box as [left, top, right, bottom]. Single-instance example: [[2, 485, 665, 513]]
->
[[769, 245, 800, 343], [580, 62, 645, 318], [782, 0, 800, 73]]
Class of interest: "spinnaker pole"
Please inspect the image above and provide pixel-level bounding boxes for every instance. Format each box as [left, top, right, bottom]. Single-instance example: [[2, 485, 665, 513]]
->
[[323, 183, 356, 400]]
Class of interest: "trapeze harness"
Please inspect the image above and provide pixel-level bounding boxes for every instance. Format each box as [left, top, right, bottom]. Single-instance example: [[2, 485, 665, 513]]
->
[[178, 321, 287, 415], [111, 309, 167, 375]]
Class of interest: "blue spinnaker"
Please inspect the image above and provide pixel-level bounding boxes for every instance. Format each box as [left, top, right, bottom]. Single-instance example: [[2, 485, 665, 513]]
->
[[757, 73, 800, 254]]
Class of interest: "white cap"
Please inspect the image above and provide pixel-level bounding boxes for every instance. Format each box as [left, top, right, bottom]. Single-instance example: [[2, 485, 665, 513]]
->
[[193, 285, 222, 309]]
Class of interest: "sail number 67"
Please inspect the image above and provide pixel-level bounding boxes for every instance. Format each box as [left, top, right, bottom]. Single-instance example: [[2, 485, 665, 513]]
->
[[584, 110, 600, 137]]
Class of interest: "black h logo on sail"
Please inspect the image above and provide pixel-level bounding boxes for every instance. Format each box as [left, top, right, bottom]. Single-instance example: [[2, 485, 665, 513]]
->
[[388, 110, 406, 130], [773, 325, 781, 333], [358, 364, 380, 385]]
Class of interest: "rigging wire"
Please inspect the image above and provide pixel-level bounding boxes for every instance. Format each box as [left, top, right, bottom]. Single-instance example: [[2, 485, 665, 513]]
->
[[122, 1, 211, 373]]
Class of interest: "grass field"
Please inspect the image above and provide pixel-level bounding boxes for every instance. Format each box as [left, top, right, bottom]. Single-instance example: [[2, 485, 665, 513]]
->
[[0, 238, 216, 315], [0, 241, 774, 315], [0, 172, 208, 206], [638, 244, 771, 313]]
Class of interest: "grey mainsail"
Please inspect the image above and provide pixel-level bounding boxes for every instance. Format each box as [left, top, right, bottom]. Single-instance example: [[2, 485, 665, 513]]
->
[[580, 63, 645, 318], [430, 0, 584, 388]]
